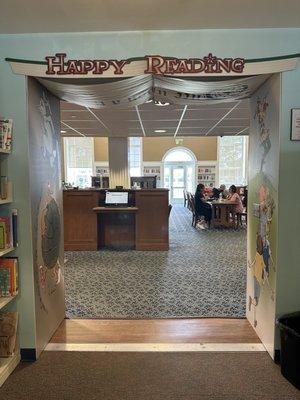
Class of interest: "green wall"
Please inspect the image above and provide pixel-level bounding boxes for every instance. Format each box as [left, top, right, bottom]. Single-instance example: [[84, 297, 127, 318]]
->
[[277, 65, 300, 318]]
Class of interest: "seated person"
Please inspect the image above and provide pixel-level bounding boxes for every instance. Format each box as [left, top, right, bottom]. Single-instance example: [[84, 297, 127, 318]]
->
[[212, 187, 220, 199], [212, 184, 229, 200], [228, 185, 244, 214], [195, 183, 212, 228], [242, 187, 248, 209], [219, 184, 229, 199]]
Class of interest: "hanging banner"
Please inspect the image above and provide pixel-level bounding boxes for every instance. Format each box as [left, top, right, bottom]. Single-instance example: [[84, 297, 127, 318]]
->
[[6, 53, 299, 78]]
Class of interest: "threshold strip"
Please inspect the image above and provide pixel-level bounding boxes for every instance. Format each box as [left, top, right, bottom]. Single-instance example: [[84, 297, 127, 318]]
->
[[45, 343, 265, 352]]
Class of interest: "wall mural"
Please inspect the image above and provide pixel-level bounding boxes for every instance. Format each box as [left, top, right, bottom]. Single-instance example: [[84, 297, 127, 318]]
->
[[247, 75, 280, 357], [37, 92, 62, 302], [28, 78, 65, 356]]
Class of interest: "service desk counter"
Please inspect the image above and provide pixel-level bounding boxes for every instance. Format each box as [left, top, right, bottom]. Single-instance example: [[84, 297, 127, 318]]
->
[[63, 189, 169, 251]]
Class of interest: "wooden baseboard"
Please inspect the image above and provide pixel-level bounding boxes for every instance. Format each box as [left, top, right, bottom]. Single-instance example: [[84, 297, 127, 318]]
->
[[64, 243, 98, 251]]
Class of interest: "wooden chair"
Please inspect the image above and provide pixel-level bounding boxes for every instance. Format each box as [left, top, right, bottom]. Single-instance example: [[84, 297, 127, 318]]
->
[[236, 209, 247, 228], [190, 195, 201, 227]]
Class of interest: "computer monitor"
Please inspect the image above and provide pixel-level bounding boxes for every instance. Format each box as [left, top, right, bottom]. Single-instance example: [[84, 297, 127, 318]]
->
[[105, 191, 128, 205]]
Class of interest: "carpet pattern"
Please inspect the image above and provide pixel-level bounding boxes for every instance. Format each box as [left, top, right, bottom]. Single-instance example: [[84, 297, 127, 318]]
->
[[2, 352, 300, 400], [65, 206, 247, 319]]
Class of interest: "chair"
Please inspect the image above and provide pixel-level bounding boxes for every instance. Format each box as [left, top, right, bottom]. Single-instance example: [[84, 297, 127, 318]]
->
[[189, 195, 201, 227], [183, 189, 188, 207], [186, 192, 192, 211], [236, 209, 247, 228]]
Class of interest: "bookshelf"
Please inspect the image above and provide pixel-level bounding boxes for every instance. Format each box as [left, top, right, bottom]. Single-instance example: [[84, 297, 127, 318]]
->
[[197, 163, 217, 188], [0, 295, 17, 310], [0, 247, 15, 258], [0, 351, 20, 387], [143, 164, 162, 187], [0, 124, 19, 387], [0, 182, 13, 205]]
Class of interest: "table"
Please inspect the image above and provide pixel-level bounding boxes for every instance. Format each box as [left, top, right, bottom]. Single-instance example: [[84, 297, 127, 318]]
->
[[210, 200, 236, 228]]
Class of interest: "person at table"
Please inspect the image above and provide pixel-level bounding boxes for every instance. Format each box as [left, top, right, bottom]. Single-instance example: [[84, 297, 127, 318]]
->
[[195, 183, 212, 228], [219, 184, 229, 199], [228, 185, 244, 214], [212, 184, 229, 200]]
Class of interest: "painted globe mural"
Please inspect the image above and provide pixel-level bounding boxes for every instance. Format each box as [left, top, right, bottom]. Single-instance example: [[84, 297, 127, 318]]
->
[[41, 198, 61, 269]]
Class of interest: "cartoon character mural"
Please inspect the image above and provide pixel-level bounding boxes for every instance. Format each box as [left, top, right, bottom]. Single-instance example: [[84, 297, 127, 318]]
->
[[248, 96, 276, 325], [36, 91, 62, 311]]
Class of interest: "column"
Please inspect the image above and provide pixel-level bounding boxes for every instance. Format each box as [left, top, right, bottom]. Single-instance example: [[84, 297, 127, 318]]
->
[[108, 137, 130, 188]]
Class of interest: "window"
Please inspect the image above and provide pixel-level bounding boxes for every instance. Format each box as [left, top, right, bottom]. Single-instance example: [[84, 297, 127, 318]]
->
[[218, 136, 248, 187], [64, 137, 93, 188], [164, 148, 194, 162], [128, 137, 142, 177]]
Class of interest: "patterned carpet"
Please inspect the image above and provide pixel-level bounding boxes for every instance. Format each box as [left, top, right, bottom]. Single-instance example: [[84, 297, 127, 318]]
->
[[65, 205, 247, 319]]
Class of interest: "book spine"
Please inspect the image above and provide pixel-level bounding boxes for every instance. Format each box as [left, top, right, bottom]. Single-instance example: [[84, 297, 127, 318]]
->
[[12, 209, 18, 248], [0, 223, 5, 249]]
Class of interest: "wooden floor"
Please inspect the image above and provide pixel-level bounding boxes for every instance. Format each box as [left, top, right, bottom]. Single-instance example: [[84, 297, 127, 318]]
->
[[51, 318, 260, 344]]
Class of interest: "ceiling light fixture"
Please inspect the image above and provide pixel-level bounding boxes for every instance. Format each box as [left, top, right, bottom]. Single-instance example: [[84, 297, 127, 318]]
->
[[155, 129, 166, 133], [60, 130, 66, 133], [154, 101, 170, 107]]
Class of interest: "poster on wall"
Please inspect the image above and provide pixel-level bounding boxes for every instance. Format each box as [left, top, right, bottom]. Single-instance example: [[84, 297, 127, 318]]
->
[[291, 108, 300, 140]]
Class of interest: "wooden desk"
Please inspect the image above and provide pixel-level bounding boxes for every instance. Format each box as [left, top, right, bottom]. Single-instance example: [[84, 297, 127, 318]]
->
[[93, 207, 138, 213], [211, 200, 236, 228], [63, 189, 169, 251], [93, 207, 138, 249]]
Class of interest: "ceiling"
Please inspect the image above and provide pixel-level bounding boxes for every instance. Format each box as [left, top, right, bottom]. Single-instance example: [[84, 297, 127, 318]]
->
[[1, 0, 300, 33], [60, 99, 250, 138]]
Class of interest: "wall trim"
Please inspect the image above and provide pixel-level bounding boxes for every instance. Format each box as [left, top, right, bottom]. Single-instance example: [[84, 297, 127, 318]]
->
[[20, 348, 37, 361]]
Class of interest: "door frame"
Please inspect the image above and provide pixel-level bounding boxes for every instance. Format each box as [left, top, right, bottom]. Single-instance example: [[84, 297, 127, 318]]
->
[[162, 147, 197, 203], [164, 161, 195, 204]]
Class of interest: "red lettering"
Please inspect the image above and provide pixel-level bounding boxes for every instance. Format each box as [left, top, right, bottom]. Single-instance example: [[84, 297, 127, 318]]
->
[[45, 53, 66, 74], [93, 60, 110, 74], [144, 55, 165, 75], [231, 58, 245, 73], [110, 60, 128, 74]]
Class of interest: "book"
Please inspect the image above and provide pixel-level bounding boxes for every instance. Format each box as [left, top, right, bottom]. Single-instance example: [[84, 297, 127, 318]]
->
[[0, 119, 13, 151], [0, 210, 14, 249], [12, 209, 18, 248], [0, 268, 10, 296], [0, 258, 18, 296], [0, 223, 5, 249], [0, 216, 12, 249], [0, 176, 8, 200], [0, 312, 18, 357]]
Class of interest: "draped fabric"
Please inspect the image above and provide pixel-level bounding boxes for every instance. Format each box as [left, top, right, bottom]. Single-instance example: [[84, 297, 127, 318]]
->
[[38, 74, 270, 109]]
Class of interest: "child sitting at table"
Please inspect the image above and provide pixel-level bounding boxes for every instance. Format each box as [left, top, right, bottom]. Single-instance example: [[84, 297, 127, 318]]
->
[[228, 185, 244, 214]]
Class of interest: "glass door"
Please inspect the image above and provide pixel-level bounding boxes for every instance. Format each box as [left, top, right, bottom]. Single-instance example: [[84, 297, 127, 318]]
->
[[171, 165, 185, 203], [164, 161, 196, 204]]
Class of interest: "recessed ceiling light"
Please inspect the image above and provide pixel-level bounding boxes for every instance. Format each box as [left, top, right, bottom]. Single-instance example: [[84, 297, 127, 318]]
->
[[154, 101, 170, 107], [71, 115, 76, 118], [155, 129, 166, 133], [61, 130, 66, 133]]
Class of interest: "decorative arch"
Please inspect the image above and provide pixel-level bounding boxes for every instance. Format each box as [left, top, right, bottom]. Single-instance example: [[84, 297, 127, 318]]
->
[[162, 146, 197, 163]]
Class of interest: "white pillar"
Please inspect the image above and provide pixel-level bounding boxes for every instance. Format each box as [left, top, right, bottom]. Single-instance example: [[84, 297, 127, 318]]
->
[[108, 137, 130, 188]]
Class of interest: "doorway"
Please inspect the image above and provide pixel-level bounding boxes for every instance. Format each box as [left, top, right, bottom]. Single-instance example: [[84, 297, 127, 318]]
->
[[163, 147, 196, 204]]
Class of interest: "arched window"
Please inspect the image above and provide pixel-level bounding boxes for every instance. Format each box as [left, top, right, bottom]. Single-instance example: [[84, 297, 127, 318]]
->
[[163, 147, 196, 162]]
